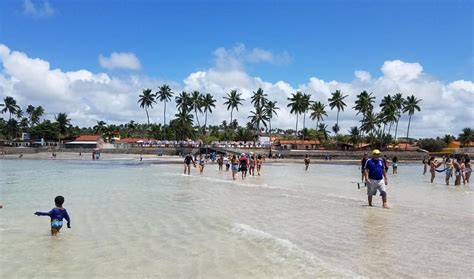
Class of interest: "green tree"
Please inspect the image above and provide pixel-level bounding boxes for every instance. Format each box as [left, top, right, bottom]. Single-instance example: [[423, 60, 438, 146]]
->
[[348, 126, 361, 147], [1, 96, 21, 138], [176, 91, 192, 114], [353, 91, 375, 132], [287, 91, 304, 138], [441, 134, 455, 145], [317, 123, 330, 140], [202, 93, 216, 129], [402, 95, 422, 150], [190, 90, 203, 127], [459, 128, 473, 146], [248, 106, 269, 136], [301, 93, 311, 140], [251, 88, 268, 109], [55, 113, 71, 146], [328, 90, 348, 135], [392, 93, 405, 140], [223, 90, 244, 127], [138, 88, 156, 127], [156, 84, 174, 126], [310, 101, 327, 129]]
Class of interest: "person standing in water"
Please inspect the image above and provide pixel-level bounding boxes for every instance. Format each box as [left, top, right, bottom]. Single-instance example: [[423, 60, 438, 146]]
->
[[217, 154, 224, 172], [248, 153, 256, 176], [224, 155, 230, 172], [422, 156, 428, 175], [464, 156, 471, 184], [198, 154, 206, 174], [183, 153, 195, 175], [256, 154, 263, 175], [239, 153, 249, 179], [429, 156, 442, 183], [231, 155, 239, 180], [445, 156, 454, 185], [34, 196, 71, 236], [453, 157, 462, 186], [360, 153, 368, 182], [304, 154, 310, 171], [392, 156, 399, 174], [364, 149, 388, 208]]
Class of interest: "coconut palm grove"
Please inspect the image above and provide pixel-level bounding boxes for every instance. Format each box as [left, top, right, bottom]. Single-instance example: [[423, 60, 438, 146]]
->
[[1, 89, 472, 151]]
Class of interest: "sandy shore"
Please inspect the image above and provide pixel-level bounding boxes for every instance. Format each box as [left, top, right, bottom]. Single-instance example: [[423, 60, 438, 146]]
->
[[1, 151, 420, 165]]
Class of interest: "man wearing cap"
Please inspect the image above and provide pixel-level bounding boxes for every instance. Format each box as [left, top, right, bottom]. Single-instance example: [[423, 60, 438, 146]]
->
[[364, 149, 388, 208]]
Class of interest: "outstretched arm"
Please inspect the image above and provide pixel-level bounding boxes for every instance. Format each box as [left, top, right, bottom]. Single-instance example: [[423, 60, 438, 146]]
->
[[34, 209, 52, 216]]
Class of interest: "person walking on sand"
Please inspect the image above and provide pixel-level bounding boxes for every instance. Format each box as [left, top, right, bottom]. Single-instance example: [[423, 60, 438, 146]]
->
[[304, 154, 310, 171], [184, 153, 195, 175], [34, 196, 71, 236], [360, 153, 368, 182], [364, 149, 389, 208]]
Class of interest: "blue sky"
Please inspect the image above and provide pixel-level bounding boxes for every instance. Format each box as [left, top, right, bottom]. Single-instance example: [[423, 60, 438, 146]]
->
[[0, 0, 472, 136], [1, 0, 472, 85]]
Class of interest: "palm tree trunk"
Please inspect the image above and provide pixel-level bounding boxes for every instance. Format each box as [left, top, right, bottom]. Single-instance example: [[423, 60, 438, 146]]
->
[[145, 108, 150, 127], [194, 108, 200, 127], [205, 111, 208, 130], [295, 114, 299, 139], [405, 114, 412, 151], [336, 110, 340, 134], [230, 108, 233, 128], [163, 102, 166, 126], [394, 114, 400, 140], [303, 112, 306, 140], [380, 123, 386, 149], [269, 119, 272, 157]]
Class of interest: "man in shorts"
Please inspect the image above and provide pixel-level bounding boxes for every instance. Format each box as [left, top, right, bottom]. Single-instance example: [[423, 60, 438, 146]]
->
[[183, 153, 195, 175], [364, 149, 389, 208]]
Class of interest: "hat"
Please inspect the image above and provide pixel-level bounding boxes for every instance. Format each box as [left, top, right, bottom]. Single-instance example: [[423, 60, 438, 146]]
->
[[241, 153, 245, 156], [372, 149, 381, 155]]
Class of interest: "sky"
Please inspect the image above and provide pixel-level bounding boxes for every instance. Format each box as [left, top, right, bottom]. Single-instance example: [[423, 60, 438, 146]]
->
[[0, 0, 473, 138]]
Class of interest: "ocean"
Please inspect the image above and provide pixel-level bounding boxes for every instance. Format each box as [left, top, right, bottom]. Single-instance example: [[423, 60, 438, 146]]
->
[[1, 159, 472, 278]]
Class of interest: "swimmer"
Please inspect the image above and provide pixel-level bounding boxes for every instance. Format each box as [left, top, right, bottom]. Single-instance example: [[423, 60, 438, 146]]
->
[[198, 154, 205, 174], [464, 156, 471, 183], [429, 156, 442, 183], [239, 153, 248, 179], [304, 154, 310, 171], [445, 156, 454, 186], [454, 158, 462, 186], [34, 196, 71, 236]]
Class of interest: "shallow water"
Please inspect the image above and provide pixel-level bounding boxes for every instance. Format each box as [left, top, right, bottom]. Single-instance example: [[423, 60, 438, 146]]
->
[[1, 159, 473, 278]]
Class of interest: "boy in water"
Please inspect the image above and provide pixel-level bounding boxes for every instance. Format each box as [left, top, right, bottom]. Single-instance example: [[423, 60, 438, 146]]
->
[[364, 150, 389, 208], [304, 154, 310, 171], [34, 196, 71, 236]]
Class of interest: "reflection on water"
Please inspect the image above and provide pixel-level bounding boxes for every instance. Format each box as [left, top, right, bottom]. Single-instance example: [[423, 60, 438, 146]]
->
[[0, 160, 472, 278]]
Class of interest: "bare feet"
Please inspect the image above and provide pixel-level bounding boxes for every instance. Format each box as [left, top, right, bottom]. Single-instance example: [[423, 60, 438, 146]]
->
[[383, 203, 389, 209]]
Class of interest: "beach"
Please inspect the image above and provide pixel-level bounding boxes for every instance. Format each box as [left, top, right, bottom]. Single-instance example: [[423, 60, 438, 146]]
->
[[1, 158, 472, 278]]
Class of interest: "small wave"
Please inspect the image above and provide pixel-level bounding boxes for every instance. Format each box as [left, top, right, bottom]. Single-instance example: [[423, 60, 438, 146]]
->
[[325, 194, 366, 203], [231, 223, 364, 278]]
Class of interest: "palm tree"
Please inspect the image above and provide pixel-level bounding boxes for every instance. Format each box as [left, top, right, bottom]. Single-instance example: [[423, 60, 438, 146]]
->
[[156, 84, 173, 126], [202, 93, 216, 129], [93, 120, 107, 135], [190, 90, 203, 127], [26, 105, 44, 126], [248, 106, 269, 136], [301, 93, 312, 140], [317, 123, 330, 140], [223, 90, 244, 126], [176, 91, 192, 114], [264, 100, 279, 155], [360, 110, 380, 136], [402, 95, 422, 150], [251, 88, 268, 109], [1, 96, 20, 121], [328, 90, 348, 134], [459, 128, 473, 146], [353, 91, 375, 134], [348, 126, 361, 147], [392, 93, 405, 140], [55, 113, 71, 147], [137, 88, 156, 127], [310, 101, 328, 129], [287, 91, 304, 138]]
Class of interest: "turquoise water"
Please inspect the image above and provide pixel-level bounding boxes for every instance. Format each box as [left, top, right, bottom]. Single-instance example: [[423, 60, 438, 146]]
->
[[1, 159, 473, 278]]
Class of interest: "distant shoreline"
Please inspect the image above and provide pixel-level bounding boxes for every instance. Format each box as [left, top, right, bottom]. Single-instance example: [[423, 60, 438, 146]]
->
[[0, 151, 422, 165]]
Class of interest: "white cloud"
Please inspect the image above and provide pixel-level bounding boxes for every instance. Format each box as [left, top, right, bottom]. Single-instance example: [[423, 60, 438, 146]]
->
[[354, 70, 371, 82], [0, 43, 472, 138], [381, 60, 423, 81], [213, 43, 292, 71], [98, 52, 141, 70], [23, 0, 54, 17]]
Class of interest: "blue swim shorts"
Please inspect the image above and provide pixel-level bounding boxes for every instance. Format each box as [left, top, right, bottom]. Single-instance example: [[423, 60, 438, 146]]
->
[[51, 220, 63, 229]]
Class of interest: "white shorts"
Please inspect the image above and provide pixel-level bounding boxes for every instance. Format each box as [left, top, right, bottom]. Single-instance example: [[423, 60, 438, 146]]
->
[[367, 179, 386, 196]]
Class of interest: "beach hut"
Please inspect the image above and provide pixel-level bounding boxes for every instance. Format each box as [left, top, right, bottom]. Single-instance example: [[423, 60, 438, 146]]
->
[[65, 135, 104, 149], [276, 140, 321, 150]]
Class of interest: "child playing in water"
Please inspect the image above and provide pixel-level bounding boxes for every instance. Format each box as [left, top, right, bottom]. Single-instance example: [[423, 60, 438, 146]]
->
[[256, 154, 263, 175], [34, 196, 71, 236], [304, 154, 310, 171]]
